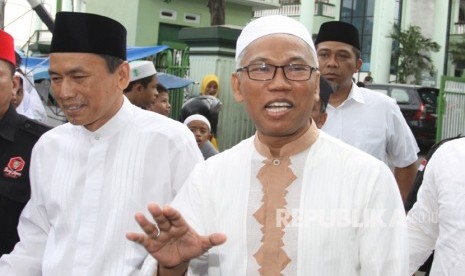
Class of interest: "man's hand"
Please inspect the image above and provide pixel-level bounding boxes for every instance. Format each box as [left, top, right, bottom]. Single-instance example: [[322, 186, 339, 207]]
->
[[126, 203, 227, 268]]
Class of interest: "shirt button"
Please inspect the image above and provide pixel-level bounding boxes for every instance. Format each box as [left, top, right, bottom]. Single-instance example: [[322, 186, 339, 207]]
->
[[273, 159, 280, 166], [95, 135, 101, 140]]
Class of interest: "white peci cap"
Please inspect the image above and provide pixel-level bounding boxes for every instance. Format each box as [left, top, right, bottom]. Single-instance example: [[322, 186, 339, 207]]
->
[[235, 15, 317, 66], [129, 60, 157, 82], [183, 114, 211, 131]]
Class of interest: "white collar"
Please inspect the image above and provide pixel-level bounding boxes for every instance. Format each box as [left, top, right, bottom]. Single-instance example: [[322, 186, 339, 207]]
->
[[82, 96, 133, 141]]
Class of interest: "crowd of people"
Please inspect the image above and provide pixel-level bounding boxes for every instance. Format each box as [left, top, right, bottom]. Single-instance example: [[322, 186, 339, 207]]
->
[[0, 10, 462, 276]]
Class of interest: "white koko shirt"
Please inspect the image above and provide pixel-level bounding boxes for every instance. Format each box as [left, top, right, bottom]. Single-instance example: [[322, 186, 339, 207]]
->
[[407, 137, 465, 275], [0, 97, 203, 276], [322, 84, 419, 167], [15, 72, 48, 124], [168, 126, 408, 275]]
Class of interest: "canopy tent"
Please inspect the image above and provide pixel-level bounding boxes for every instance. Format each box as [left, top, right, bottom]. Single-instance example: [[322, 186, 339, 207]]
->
[[17, 45, 170, 80]]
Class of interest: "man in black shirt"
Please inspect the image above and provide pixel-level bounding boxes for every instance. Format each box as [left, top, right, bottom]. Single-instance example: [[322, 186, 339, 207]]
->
[[0, 30, 50, 256]]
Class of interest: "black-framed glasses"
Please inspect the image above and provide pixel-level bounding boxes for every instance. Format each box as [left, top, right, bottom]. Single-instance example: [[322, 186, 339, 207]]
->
[[236, 63, 318, 81]]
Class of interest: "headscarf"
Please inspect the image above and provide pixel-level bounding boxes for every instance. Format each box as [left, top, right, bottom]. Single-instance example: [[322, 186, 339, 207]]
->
[[200, 74, 220, 97]]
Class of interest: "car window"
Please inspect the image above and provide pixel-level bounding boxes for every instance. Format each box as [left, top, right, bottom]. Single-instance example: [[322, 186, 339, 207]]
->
[[390, 88, 410, 104]]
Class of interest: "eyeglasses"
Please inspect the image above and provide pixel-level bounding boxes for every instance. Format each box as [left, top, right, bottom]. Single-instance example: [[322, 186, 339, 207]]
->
[[236, 63, 318, 81]]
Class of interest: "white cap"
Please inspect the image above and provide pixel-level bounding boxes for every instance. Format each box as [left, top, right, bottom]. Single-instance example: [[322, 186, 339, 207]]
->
[[235, 15, 317, 65], [129, 60, 157, 82], [183, 114, 211, 131]]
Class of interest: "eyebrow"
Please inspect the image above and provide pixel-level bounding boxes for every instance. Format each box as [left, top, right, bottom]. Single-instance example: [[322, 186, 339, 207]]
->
[[248, 56, 308, 64], [317, 48, 351, 54], [49, 66, 88, 76]]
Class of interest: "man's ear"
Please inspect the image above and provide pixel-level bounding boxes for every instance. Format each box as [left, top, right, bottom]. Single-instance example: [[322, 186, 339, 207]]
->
[[12, 74, 20, 93], [134, 83, 144, 93], [117, 61, 130, 90], [313, 70, 321, 103], [231, 73, 244, 103], [355, 58, 363, 72], [320, 111, 328, 126]]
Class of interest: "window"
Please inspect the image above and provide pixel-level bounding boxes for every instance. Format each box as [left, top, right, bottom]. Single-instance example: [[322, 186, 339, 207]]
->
[[280, 0, 300, 4], [340, 0, 374, 72], [391, 89, 410, 104]]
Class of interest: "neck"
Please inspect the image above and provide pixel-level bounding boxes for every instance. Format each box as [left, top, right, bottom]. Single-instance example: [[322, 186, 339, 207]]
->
[[328, 81, 353, 107], [257, 122, 311, 158], [0, 104, 10, 121]]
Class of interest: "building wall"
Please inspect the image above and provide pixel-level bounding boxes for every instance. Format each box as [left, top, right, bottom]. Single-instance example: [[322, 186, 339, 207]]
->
[[370, 0, 395, 84], [448, 0, 462, 77], [87, 0, 254, 46], [431, 0, 450, 85], [404, 0, 435, 38], [85, 0, 456, 87], [86, 0, 140, 45]]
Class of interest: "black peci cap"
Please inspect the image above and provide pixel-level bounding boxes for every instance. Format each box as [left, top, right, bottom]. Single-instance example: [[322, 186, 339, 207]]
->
[[315, 21, 360, 50], [51, 12, 127, 60]]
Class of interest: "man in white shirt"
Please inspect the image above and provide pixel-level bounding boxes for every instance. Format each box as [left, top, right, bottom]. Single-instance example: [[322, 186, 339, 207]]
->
[[315, 21, 419, 203], [14, 71, 48, 124], [127, 15, 408, 276], [408, 137, 465, 275], [0, 12, 202, 276]]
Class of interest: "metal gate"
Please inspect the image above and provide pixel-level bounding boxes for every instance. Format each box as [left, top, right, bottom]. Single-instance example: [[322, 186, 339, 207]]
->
[[436, 76, 465, 140]]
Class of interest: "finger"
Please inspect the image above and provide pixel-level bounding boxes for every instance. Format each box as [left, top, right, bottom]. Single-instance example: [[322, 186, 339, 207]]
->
[[148, 203, 172, 232], [146, 203, 163, 219], [126, 232, 147, 244], [133, 211, 160, 239], [161, 205, 190, 229], [126, 230, 163, 254], [201, 233, 227, 251]]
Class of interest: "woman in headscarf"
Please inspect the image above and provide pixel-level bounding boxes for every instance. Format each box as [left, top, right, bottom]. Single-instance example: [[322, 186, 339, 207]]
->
[[200, 74, 219, 97]]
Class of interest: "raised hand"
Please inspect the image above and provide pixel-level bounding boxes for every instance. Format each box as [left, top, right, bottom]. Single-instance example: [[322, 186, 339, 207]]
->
[[126, 203, 227, 269]]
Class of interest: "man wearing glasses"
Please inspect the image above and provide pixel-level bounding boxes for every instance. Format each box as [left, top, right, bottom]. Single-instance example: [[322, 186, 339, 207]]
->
[[127, 15, 408, 275]]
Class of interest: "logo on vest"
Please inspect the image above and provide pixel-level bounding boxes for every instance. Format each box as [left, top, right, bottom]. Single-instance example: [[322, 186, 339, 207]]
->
[[3, 156, 25, 179]]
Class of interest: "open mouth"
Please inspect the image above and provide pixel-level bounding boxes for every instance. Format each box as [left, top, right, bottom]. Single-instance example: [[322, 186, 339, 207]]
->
[[265, 101, 292, 114]]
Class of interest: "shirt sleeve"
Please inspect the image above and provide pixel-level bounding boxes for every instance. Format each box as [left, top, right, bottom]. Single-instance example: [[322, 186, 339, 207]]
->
[[168, 125, 204, 197], [407, 152, 440, 274], [358, 161, 409, 276], [386, 102, 419, 168], [170, 162, 210, 275]]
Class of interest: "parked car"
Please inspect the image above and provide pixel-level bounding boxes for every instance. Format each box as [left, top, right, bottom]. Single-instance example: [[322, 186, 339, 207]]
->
[[365, 83, 439, 149]]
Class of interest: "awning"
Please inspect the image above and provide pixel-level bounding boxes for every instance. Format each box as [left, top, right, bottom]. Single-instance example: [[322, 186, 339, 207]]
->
[[157, 73, 195, 90], [126, 45, 169, 61], [18, 45, 170, 81]]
